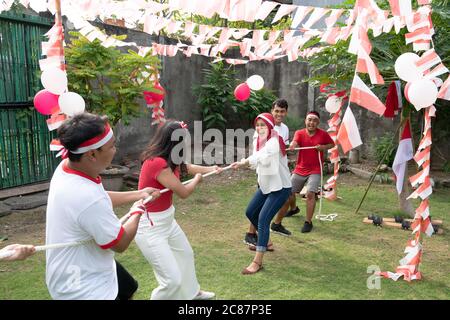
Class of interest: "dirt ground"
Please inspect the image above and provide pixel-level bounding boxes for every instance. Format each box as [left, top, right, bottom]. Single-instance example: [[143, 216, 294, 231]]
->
[[0, 206, 46, 246]]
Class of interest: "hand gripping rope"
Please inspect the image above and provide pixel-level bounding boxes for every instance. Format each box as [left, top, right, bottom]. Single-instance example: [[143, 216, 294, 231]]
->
[[0, 239, 94, 260], [142, 165, 233, 205], [292, 147, 338, 222], [0, 166, 233, 260]]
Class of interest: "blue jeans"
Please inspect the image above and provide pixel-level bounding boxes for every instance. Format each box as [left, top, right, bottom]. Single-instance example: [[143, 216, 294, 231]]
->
[[245, 187, 292, 252]]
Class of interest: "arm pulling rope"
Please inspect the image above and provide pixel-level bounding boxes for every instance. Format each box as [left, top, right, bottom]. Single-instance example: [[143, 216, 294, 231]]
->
[[0, 166, 233, 257]]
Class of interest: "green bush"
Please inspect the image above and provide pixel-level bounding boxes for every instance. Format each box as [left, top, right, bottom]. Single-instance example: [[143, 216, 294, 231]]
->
[[193, 61, 276, 129], [284, 115, 303, 131], [192, 61, 235, 129], [371, 133, 396, 167], [65, 31, 161, 127], [443, 161, 450, 173], [238, 88, 275, 124]]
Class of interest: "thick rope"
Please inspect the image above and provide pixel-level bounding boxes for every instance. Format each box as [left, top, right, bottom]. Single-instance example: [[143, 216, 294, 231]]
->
[[0, 239, 94, 259], [0, 166, 233, 259], [292, 147, 337, 222], [1, 150, 338, 259], [142, 165, 233, 204]]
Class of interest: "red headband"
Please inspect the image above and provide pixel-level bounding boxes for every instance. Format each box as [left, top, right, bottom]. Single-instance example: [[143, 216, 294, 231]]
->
[[50, 124, 113, 159]]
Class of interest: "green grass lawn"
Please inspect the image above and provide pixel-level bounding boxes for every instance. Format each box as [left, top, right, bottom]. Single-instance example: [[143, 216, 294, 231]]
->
[[0, 170, 449, 299]]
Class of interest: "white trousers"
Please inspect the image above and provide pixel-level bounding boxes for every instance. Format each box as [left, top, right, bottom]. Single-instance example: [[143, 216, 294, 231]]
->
[[135, 206, 200, 300]]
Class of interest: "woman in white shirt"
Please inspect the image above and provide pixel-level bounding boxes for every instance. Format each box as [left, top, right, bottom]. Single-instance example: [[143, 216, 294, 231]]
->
[[231, 113, 292, 275]]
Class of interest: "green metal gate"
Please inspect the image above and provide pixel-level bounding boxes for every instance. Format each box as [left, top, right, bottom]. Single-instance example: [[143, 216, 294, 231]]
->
[[0, 12, 60, 189]]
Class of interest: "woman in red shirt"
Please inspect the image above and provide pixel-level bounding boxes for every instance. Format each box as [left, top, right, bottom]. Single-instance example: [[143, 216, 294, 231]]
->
[[135, 120, 221, 300]]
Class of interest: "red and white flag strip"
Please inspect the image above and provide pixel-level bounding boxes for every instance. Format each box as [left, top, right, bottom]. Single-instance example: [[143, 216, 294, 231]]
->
[[437, 75, 450, 100], [388, 0, 412, 17], [415, 200, 430, 223], [349, 75, 386, 115], [324, 105, 343, 201], [409, 160, 430, 188], [415, 49, 441, 73], [413, 146, 431, 167], [356, 46, 384, 84], [407, 173, 432, 200], [424, 63, 449, 80], [46, 113, 67, 131], [336, 106, 363, 154]]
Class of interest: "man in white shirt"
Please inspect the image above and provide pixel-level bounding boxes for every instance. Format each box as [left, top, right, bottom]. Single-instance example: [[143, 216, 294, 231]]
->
[[244, 99, 294, 248], [46, 113, 160, 300]]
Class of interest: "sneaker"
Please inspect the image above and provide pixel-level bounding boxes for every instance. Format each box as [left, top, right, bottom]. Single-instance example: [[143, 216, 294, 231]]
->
[[243, 233, 257, 246], [301, 221, 313, 233], [270, 222, 292, 236], [193, 290, 215, 300], [285, 206, 300, 217]]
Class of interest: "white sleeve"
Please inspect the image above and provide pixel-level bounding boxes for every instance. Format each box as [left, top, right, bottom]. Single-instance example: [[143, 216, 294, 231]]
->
[[283, 125, 290, 145], [248, 138, 280, 167], [78, 198, 123, 250]]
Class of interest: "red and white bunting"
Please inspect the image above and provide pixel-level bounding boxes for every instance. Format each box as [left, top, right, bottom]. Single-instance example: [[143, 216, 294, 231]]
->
[[405, 26, 433, 44], [303, 7, 330, 29], [254, 1, 278, 21], [356, 46, 384, 84], [388, 0, 412, 17], [325, 9, 344, 29], [415, 49, 441, 73], [424, 63, 449, 80], [290, 6, 313, 28]]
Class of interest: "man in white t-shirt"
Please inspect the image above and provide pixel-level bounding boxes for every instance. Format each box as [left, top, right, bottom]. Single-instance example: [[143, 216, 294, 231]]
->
[[46, 113, 160, 300], [244, 99, 294, 248]]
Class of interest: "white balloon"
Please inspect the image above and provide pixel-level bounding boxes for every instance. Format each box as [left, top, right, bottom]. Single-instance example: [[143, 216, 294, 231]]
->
[[408, 79, 438, 111], [246, 75, 264, 91], [41, 67, 68, 95], [58, 92, 86, 116], [325, 95, 341, 113], [394, 53, 423, 83]]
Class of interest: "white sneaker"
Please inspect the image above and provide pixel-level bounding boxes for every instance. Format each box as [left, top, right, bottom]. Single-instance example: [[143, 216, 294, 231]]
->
[[193, 290, 215, 300]]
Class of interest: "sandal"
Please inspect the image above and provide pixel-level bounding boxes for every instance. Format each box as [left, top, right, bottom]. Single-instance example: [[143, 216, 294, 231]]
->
[[241, 260, 263, 275]]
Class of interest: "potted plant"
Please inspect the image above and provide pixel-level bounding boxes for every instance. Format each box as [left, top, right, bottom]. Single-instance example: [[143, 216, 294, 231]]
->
[[65, 31, 161, 190]]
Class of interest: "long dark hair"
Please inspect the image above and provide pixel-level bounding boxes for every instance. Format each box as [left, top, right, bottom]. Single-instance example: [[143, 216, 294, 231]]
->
[[141, 120, 187, 173]]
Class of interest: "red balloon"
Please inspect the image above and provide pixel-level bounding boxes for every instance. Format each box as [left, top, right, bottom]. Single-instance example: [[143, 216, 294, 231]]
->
[[144, 83, 165, 104], [234, 83, 251, 101], [404, 83, 411, 103], [143, 93, 156, 105], [33, 89, 60, 115]]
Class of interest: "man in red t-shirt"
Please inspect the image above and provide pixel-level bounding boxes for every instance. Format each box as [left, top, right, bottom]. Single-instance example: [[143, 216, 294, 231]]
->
[[283, 111, 334, 233]]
